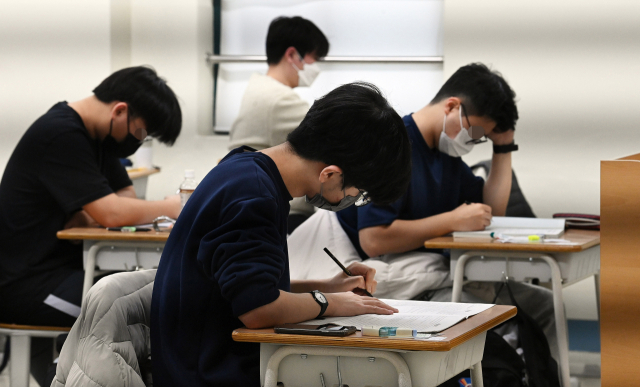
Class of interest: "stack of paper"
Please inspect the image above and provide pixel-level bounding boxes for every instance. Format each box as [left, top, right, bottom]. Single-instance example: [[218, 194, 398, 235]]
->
[[452, 216, 565, 239], [303, 299, 493, 333]]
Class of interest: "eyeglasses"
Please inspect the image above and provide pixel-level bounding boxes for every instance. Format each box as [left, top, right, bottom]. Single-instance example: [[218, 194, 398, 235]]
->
[[127, 109, 148, 141], [461, 104, 487, 145]]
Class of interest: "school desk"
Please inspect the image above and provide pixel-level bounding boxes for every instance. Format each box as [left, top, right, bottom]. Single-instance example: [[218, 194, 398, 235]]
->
[[233, 305, 516, 387], [127, 167, 160, 199], [57, 227, 169, 300], [424, 229, 600, 387]]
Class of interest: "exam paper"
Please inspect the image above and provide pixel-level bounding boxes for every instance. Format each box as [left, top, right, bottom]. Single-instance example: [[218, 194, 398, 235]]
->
[[303, 299, 493, 333]]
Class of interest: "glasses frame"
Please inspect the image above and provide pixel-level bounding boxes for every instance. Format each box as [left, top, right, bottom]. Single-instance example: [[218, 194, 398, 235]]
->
[[460, 104, 487, 145]]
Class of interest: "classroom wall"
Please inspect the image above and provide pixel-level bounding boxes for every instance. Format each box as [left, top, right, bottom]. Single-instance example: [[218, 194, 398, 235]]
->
[[0, 1, 111, 174]]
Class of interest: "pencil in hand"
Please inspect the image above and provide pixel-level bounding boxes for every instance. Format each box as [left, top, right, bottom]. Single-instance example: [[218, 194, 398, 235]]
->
[[323, 247, 374, 297]]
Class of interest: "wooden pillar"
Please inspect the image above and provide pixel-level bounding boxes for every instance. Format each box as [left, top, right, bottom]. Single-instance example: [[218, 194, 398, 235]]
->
[[600, 153, 640, 386]]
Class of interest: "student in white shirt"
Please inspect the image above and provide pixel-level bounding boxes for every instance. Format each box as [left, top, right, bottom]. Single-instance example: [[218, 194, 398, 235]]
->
[[228, 16, 329, 233]]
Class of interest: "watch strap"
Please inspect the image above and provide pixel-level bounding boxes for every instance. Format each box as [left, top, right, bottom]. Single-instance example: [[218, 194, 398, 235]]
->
[[493, 142, 519, 154], [310, 290, 328, 319]]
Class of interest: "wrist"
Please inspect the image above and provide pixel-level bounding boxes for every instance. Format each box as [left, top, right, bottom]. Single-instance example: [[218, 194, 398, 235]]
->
[[310, 290, 329, 319], [323, 293, 337, 316], [493, 142, 518, 154]]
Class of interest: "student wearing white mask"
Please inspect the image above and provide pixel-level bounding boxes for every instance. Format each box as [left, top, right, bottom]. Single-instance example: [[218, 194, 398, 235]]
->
[[229, 16, 329, 233], [334, 64, 558, 360]]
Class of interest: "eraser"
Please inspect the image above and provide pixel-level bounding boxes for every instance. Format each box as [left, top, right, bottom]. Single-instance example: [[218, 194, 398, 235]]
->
[[362, 326, 381, 337]]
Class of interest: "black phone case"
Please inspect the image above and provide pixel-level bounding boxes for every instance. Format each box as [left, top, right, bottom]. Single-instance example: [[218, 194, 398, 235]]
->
[[274, 324, 356, 337]]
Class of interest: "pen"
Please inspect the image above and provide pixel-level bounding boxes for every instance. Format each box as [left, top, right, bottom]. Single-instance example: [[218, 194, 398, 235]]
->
[[323, 247, 374, 297], [106, 227, 152, 232]]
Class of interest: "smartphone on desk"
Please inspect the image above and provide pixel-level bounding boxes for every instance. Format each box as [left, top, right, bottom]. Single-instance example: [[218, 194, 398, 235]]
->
[[274, 323, 357, 337]]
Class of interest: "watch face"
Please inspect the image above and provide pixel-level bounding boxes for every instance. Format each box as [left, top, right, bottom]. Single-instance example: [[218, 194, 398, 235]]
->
[[315, 292, 327, 303]]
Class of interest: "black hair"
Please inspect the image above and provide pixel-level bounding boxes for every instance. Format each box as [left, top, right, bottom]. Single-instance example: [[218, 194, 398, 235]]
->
[[430, 63, 518, 133], [93, 66, 182, 145], [287, 82, 412, 205], [266, 16, 330, 65]]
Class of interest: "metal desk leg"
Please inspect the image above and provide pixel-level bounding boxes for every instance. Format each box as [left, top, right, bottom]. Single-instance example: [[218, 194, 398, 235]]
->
[[451, 252, 474, 303], [536, 254, 571, 387], [451, 251, 571, 387], [470, 361, 484, 387], [10, 335, 30, 387], [82, 241, 164, 302], [263, 345, 412, 387]]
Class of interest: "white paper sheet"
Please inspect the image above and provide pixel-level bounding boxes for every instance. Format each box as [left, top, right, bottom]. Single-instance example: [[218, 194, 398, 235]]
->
[[303, 299, 493, 333]]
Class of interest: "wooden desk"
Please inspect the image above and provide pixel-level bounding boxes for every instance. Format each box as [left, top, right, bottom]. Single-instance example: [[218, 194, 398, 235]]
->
[[127, 167, 160, 199], [234, 305, 516, 387], [425, 229, 600, 387], [57, 227, 169, 300]]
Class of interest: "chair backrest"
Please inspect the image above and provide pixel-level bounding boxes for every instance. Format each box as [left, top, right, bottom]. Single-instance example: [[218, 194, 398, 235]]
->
[[52, 269, 156, 387]]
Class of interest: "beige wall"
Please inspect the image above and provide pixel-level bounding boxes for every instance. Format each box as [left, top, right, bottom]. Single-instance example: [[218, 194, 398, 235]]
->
[[445, 0, 640, 219]]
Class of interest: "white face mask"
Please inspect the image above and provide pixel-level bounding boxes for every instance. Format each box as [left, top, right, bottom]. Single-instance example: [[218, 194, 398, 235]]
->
[[292, 52, 320, 87], [438, 109, 475, 157]]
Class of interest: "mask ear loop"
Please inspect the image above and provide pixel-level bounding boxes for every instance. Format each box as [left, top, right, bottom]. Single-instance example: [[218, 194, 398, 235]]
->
[[442, 113, 447, 133], [458, 105, 466, 132]]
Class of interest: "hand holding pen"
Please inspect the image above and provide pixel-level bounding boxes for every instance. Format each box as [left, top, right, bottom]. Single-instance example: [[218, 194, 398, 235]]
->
[[323, 248, 375, 297]]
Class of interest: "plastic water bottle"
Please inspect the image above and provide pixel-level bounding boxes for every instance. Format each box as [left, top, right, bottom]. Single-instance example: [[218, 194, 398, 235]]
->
[[179, 169, 197, 208]]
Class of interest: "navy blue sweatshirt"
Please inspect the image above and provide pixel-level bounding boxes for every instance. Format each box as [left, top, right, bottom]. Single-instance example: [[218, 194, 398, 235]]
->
[[151, 147, 292, 386]]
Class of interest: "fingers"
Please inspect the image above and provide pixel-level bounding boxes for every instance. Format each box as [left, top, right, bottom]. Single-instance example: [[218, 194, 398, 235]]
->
[[361, 298, 398, 314], [347, 262, 377, 294]]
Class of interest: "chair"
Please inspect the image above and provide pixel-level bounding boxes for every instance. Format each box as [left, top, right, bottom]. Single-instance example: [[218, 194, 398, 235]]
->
[[51, 269, 156, 387], [470, 160, 536, 218], [0, 323, 70, 387]]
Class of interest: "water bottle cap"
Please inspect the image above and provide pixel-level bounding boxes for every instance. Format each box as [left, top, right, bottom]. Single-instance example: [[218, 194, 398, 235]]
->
[[185, 169, 195, 178]]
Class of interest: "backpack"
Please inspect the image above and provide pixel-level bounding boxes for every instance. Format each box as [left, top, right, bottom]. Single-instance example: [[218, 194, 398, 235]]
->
[[439, 281, 560, 387]]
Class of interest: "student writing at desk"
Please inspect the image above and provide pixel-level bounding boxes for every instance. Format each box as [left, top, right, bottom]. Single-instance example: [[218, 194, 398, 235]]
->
[[290, 63, 557, 360], [0, 66, 182, 386], [151, 82, 412, 387]]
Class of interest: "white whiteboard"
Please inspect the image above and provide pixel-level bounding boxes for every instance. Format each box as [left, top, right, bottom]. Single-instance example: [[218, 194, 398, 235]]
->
[[214, 0, 444, 132]]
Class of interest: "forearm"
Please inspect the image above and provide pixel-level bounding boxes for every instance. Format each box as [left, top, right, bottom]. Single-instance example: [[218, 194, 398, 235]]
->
[[84, 194, 179, 227], [483, 152, 512, 216], [359, 213, 456, 257], [238, 290, 320, 329]]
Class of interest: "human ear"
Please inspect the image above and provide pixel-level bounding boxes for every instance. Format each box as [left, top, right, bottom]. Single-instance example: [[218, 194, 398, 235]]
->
[[318, 165, 343, 184], [444, 97, 462, 115], [284, 46, 299, 64], [110, 102, 129, 120]]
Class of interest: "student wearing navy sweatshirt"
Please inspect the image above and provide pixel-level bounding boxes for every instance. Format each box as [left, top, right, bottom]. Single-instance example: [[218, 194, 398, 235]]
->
[[151, 82, 412, 386]]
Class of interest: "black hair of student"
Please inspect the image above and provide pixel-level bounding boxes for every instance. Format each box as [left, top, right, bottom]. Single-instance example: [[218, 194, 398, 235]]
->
[[266, 16, 330, 65], [430, 63, 518, 133], [93, 66, 182, 145], [287, 82, 412, 205]]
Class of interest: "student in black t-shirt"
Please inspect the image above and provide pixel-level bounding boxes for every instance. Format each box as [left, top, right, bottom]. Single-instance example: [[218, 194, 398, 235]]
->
[[0, 66, 182, 385]]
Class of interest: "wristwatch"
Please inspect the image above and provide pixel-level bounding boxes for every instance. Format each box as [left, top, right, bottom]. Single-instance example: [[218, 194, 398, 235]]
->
[[310, 290, 328, 319], [493, 142, 519, 154]]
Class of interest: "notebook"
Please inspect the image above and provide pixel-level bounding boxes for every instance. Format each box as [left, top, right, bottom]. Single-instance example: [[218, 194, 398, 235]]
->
[[452, 216, 565, 239], [302, 299, 493, 333]]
